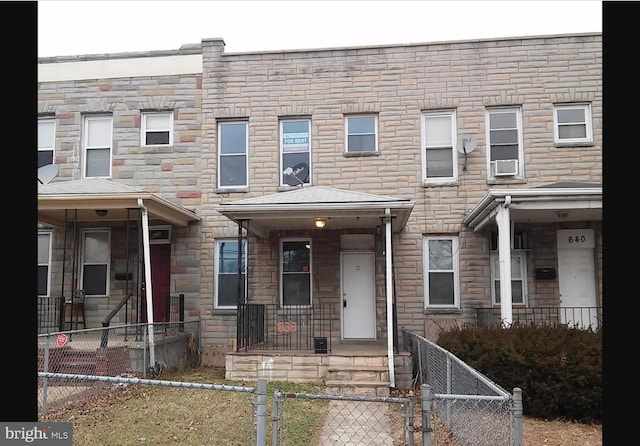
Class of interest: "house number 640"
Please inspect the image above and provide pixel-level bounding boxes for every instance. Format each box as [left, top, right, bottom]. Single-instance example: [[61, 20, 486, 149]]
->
[[568, 235, 586, 244]]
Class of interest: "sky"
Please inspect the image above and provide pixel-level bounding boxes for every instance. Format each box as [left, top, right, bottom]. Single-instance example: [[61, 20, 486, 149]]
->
[[37, 1, 603, 58]]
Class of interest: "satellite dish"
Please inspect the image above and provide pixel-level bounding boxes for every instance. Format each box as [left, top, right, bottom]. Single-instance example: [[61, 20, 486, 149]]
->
[[457, 135, 477, 154], [283, 163, 309, 186], [37, 164, 58, 184]]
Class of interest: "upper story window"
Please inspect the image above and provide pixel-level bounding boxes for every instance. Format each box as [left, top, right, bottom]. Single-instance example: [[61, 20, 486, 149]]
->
[[214, 239, 247, 309], [486, 107, 523, 179], [345, 115, 377, 153], [553, 103, 593, 145], [218, 121, 248, 188], [281, 239, 312, 306], [38, 232, 52, 297], [83, 115, 113, 178], [38, 118, 55, 168], [80, 229, 111, 297], [281, 119, 311, 186], [424, 236, 459, 309], [142, 112, 173, 146], [422, 110, 457, 182]]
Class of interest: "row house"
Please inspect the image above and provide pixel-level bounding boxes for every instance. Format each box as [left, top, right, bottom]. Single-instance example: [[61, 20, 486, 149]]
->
[[37, 33, 602, 388]]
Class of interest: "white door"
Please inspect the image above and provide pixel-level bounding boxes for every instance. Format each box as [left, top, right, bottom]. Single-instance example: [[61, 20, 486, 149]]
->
[[341, 252, 376, 339], [557, 229, 599, 330]]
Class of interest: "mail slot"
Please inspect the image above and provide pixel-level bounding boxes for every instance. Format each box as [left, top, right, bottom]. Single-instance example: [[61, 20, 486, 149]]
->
[[535, 267, 556, 280]]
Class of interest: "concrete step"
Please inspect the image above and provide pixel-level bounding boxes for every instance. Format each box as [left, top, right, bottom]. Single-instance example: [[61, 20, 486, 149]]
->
[[325, 380, 391, 397]]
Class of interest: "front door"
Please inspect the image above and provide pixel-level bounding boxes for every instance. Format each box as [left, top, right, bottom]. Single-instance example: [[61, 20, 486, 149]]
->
[[142, 243, 171, 323], [341, 252, 376, 339], [557, 229, 598, 330]]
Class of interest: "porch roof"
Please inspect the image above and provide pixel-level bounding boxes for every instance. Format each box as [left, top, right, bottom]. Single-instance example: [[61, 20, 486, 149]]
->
[[38, 178, 200, 227], [462, 182, 602, 231], [216, 186, 414, 238]]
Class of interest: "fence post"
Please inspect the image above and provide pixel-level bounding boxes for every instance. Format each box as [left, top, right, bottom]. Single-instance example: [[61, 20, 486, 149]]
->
[[513, 387, 523, 446], [41, 337, 50, 416], [421, 384, 432, 446], [407, 390, 415, 446], [255, 378, 267, 446], [272, 390, 281, 446]]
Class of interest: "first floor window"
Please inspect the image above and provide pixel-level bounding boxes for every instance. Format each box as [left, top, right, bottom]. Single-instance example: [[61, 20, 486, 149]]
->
[[215, 239, 247, 308], [218, 121, 248, 188], [38, 232, 52, 297], [142, 111, 173, 146], [83, 115, 113, 178], [38, 118, 55, 168], [281, 119, 311, 186], [424, 236, 459, 308], [490, 252, 527, 305], [81, 229, 110, 296], [281, 239, 311, 306], [554, 103, 593, 145]]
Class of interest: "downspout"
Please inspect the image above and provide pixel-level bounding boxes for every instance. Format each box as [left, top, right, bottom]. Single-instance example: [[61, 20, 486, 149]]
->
[[384, 208, 395, 388], [138, 198, 156, 366], [496, 195, 513, 326]]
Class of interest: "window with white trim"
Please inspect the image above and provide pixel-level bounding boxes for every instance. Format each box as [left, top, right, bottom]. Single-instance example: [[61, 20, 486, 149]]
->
[[83, 115, 113, 178], [214, 239, 247, 309], [553, 103, 593, 145], [345, 115, 377, 153], [422, 110, 457, 182], [424, 236, 459, 308], [38, 118, 55, 168], [142, 111, 173, 146], [490, 252, 527, 305], [81, 229, 110, 297], [486, 107, 523, 178], [218, 121, 248, 188], [281, 119, 311, 186], [38, 232, 52, 297], [281, 239, 311, 306]]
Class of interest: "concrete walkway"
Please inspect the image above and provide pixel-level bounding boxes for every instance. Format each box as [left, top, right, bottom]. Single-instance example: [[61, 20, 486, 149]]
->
[[318, 399, 399, 445]]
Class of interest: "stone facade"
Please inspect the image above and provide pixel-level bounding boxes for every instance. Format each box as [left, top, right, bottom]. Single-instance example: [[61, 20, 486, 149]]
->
[[38, 33, 602, 365]]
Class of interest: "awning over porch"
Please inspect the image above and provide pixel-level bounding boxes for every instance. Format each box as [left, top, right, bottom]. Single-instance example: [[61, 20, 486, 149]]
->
[[38, 178, 200, 227], [462, 182, 602, 232], [216, 186, 415, 238]]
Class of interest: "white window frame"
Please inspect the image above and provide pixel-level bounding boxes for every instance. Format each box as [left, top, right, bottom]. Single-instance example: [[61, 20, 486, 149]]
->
[[280, 118, 312, 186], [38, 118, 55, 168], [218, 121, 249, 188], [80, 229, 111, 297], [38, 231, 52, 297], [345, 115, 378, 153], [280, 238, 312, 307], [141, 111, 173, 146], [485, 107, 524, 179], [214, 239, 247, 309], [553, 103, 593, 145], [490, 252, 528, 306], [421, 110, 458, 183], [424, 235, 460, 308], [82, 115, 113, 179]]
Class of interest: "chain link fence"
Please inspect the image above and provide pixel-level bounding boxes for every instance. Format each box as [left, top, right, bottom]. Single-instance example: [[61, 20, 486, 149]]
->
[[403, 329, 523, 446], [37, 321, 200, 418]]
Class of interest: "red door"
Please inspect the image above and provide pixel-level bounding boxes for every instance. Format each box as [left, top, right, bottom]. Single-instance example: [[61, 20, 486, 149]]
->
[[141, 244, 171, 323]]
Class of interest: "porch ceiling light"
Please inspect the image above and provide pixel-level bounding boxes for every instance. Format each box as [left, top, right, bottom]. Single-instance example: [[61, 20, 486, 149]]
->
[[315, 218, 326, 228], [556, 211, 569, 218], [95, 209, 108, 217]]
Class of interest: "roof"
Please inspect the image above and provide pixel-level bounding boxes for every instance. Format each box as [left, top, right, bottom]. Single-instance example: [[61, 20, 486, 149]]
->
[[38, 178, 200, 227], [217, 186, 414, 238]]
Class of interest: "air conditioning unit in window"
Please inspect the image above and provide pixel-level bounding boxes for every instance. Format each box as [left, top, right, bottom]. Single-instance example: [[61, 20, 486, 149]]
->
[[493, 159, 518, 177]]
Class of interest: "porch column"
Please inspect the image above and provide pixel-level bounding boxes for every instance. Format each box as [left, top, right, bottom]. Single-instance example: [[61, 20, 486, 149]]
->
[[496, 199, 513, 326], [384, 208, 395, 388], [139, 199, 156, 366]]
